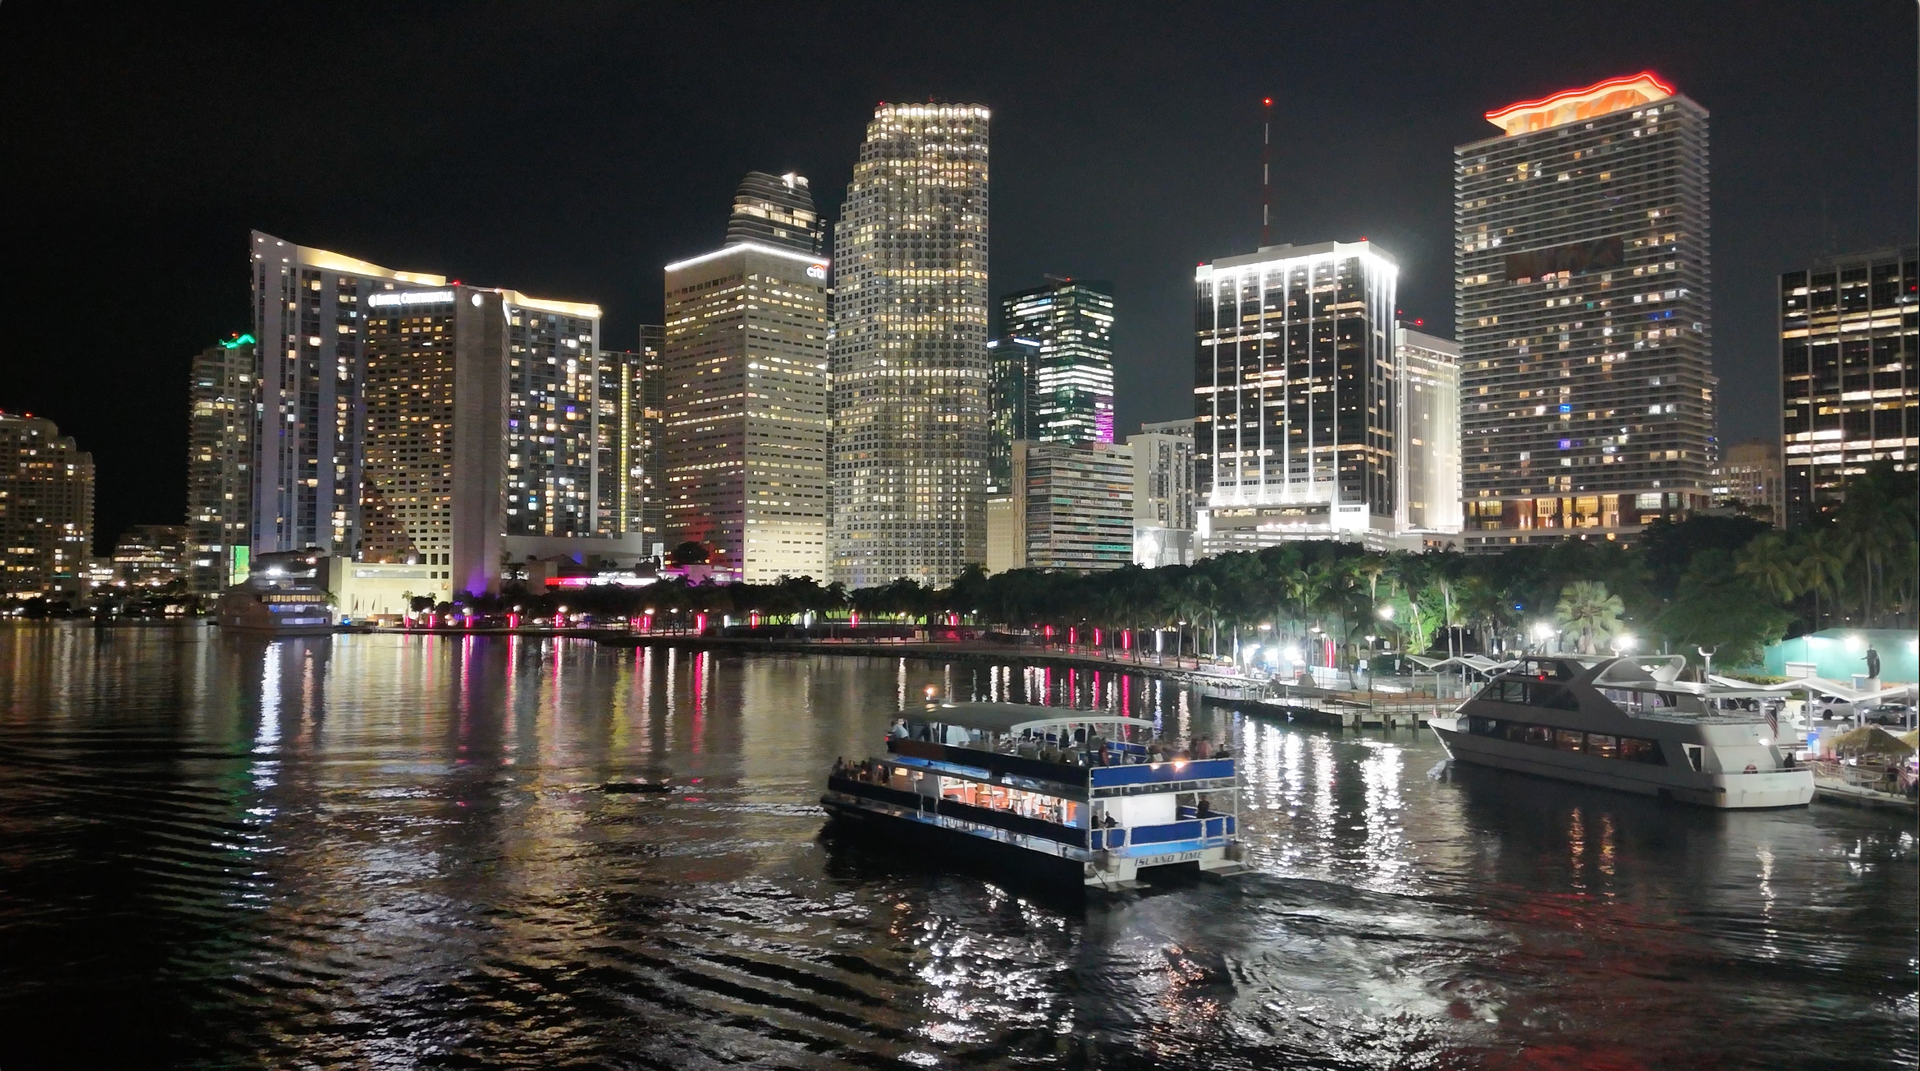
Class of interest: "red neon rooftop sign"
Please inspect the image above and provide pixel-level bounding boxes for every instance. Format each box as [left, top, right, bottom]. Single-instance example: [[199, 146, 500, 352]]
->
[[1486, 71, 1675, 133]]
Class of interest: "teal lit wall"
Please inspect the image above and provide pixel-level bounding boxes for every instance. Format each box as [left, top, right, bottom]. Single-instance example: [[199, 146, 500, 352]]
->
[[1759, 629, 1918, 684]]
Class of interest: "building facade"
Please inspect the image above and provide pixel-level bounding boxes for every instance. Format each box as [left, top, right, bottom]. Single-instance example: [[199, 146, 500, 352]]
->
[[187, 334, 256, 590], [1193, 240, 1404, 554], [1396, 324, 1464, 537], [356, 285, 509, 599], [112, 524, 190, 589], [1780, 248, 1917, 526], [664, 232, 832, 582], [1128, 419, 1197, 568], [987, 441, 1133, 573], [250, 231, 449, 558], [1711, 439, 1784, 526], [986, 335, 1038, 495], [0, 412, 94, 599], [637, 324, 667, 554], [999, 277, 1116, 446], [726, 172, 823, 254], [503, 295, 605, 539], [1456, 73, 1714, 547], [830, 103, 992, 588]]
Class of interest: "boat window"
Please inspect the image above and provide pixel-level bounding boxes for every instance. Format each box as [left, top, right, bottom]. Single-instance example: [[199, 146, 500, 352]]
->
[[1503, 721, 1530, 742], [1683, 744, 1702, 772], [1524, 725, 1554, 745], [1468, 716, 1503, 736], [1553, 729, 1585, 751], [1620, 737, 1666, 764], [1529, 683, 1581, 711], [1587, 733, 1620, 759]]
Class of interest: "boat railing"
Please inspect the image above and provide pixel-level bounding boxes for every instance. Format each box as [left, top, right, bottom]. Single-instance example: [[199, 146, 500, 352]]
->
[[1090, 816, 1236, 854], [1089, 758, 1235, 790]]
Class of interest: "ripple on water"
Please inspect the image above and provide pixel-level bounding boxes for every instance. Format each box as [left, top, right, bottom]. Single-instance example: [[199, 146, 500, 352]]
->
[[0, 628, 1912, 1070]]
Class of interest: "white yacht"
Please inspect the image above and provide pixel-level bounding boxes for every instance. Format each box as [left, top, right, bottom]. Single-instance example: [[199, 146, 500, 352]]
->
[[822, 703, 1248, 892], [1429, 655, 1814, 809]]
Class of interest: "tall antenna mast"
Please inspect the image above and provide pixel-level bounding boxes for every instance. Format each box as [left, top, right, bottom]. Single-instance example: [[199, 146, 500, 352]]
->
[[1261, 96, 1273, 247]]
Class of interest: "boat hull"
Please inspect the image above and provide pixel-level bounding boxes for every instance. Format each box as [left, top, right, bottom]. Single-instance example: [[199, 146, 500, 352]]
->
[[820, 792, 1091, 890], [1433, 724, 1814, 809]]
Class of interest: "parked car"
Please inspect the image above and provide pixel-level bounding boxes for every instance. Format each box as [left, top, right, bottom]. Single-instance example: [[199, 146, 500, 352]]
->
[[1811, 695, 1857, 720], [1862, 702, 1916, 729]]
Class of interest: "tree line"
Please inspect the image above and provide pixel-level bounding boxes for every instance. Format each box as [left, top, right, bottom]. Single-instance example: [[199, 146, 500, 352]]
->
[[468, 462, 1915, 673]]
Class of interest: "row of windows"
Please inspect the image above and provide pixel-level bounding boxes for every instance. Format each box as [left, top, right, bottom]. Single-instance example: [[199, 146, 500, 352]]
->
[[1463, 716, 1667, 765]]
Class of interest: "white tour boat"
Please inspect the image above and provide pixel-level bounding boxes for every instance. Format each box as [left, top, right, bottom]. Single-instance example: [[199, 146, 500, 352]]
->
[[1429, 655, 1814, 808], [821, 702, 1248, 892]]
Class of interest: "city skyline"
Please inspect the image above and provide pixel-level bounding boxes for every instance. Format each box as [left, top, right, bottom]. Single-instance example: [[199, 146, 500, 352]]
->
[[6, 4, 1910, 549]]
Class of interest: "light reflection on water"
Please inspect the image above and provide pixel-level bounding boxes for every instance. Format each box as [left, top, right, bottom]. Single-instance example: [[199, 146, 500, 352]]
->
[[0, 625, 1913, 1070]]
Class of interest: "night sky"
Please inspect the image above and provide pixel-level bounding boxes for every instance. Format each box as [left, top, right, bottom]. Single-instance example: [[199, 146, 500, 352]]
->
[[3, 1, 1913, 550]]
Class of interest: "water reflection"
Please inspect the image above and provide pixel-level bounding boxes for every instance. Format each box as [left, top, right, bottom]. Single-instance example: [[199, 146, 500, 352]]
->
[[0, 625, 1911, 1070]]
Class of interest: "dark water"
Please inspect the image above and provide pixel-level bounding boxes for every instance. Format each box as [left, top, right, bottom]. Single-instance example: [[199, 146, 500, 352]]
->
[[1, 626, 1913, 1070]]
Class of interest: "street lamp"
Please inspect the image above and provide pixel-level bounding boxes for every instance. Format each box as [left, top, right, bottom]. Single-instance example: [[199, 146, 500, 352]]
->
[[1532, 621, 1556, 653], [1610, 633, 1636, 656]]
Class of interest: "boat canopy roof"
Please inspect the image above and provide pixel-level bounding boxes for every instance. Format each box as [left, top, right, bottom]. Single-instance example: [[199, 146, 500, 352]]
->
[[902, 702, 1157, 736]]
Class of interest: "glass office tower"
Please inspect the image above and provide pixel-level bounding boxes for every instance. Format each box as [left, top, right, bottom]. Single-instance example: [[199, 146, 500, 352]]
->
[[830, 103, 991, 587], [1192, 240, 1403, 552], [186, 334, 256, 590], [1456, 73, 1714, 546], [998, 277, 1116, 447], [1780, 248, 1916, 526]]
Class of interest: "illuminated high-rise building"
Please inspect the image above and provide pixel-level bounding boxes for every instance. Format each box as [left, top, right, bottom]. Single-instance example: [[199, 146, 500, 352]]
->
[[830, 102, 991, 588], [726, 171, 823, 254], [1396, 323, 1463, 537], [593, 327, 665, 544], [251, 231, 448, 557], [1455, 73, 1714, 546], [664, 177, 832, 582], [0, 411, 94, 599], [502, 295, 606, 538], [986, 441, 1134, 573], [1192, 240, 1404, 553], [1128, 419, 1196, 568], [356, 285, 509, 599], [186, 333, 256, 589], [999, 277, 1115, 446], [985, 335, 1038, 495], [1780, 248, 1916, 527], [637, 324, 667, 552]]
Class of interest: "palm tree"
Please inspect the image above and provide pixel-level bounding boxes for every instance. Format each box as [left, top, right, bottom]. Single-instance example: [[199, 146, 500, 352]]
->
[[1735, 532, 1801, 604], [1798, 528, 1849, 629], [1554, 580, 1625, 655]]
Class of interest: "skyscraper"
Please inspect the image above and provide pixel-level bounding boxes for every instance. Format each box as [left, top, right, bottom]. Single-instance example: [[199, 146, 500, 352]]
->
[[0, 411, 93, 599], [593, 329, 664, 543], [998, 277, 1116, 446], [186, 333, 255, 590], [987, 441, 1134, 573], [1780, 248, 1916, 526], [637, 324, 666, 553], [726, 172, 823, 254], [664, 175, 831, 582], [251, 231, 448, 557], [985, 335, 1038, 495], [503, 295, 606, 539], [1396, 324, 1463, 537], [1192, 240, 1404, 553], [1128, 419, 1197, 568], [1455, 73, 1714, 546], [830, 103, 991, 588], [252, 232, 630, 597], [356, 285, 509, 599]]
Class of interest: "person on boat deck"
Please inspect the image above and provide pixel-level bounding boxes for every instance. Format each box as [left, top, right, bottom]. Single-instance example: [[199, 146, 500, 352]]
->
[[1195, 796, 1215, 818], [888, 718, 909, 740], [1192, 737, 1214, 760], [1102, 813, 1118, 828]]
